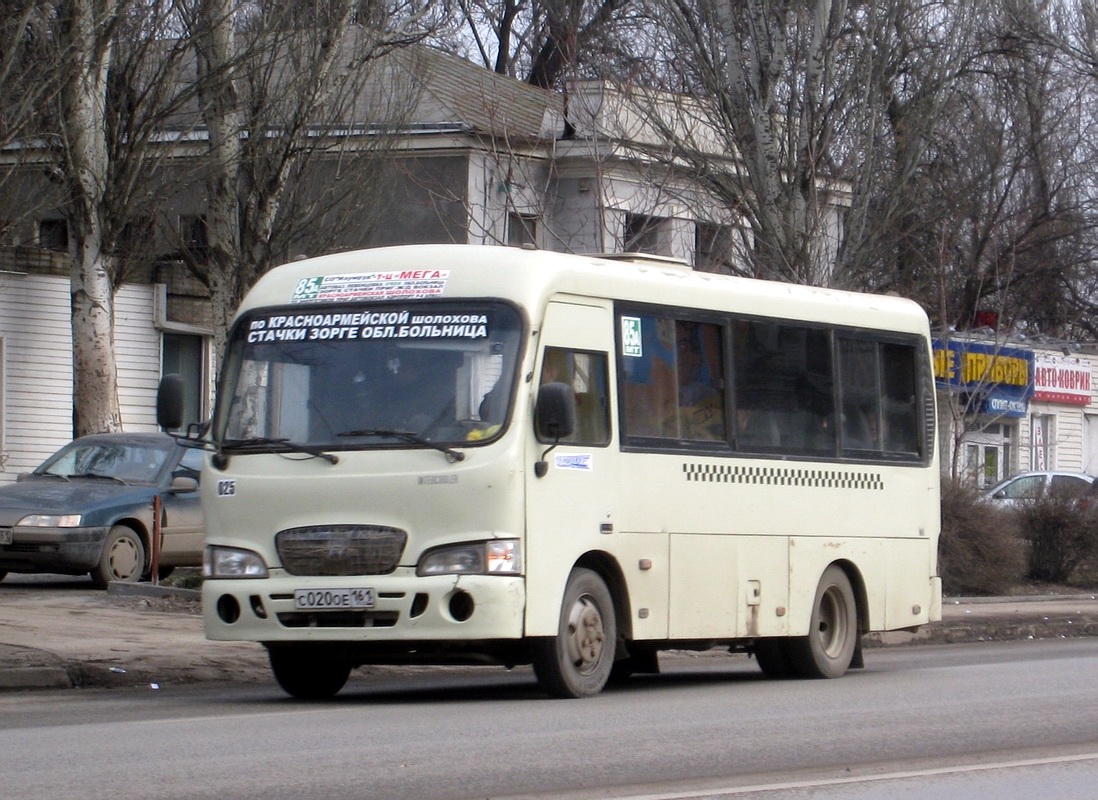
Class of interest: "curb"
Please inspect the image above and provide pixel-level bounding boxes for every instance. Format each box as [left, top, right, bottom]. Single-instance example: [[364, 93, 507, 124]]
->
[[106, 581, 201, 602]]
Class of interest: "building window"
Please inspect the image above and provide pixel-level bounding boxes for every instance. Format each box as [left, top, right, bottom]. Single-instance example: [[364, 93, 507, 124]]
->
[[507, 213, 537, 248], [179, 215, 209, 261], [695, 222, 735, 273], [624, 213, 668, 255], [38, 219, 68, 251], [163, 333, 206, 432], [115, 216, 155, 257]]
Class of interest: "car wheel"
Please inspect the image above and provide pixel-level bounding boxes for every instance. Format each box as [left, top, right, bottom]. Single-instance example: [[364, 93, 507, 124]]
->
[[90, 525, 146, 589]]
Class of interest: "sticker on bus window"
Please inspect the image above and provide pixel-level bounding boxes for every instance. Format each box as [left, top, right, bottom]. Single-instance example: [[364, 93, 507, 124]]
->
[[246, 309, 488, 343], [291, 270, 450, 303], [555, 454, 593, 471], [621, 317, 643, 357]]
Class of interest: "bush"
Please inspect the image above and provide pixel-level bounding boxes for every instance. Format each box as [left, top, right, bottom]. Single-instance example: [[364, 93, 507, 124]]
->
[[938, 479, 1025, 595], [1018, 493, 1098, 583]]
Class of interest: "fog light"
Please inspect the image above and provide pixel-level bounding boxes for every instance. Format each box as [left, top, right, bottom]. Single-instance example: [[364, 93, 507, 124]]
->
[[217, 594, 241, 624], [448, 590, 474, 622]]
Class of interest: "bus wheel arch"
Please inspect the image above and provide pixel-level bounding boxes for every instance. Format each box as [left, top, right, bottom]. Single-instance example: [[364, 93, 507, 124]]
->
[[786, 562, 860, 679], [574, 551, 632, 644]]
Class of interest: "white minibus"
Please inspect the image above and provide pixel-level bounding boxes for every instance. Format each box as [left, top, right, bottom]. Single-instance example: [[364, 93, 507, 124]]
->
[[160, 244, 942, 698]]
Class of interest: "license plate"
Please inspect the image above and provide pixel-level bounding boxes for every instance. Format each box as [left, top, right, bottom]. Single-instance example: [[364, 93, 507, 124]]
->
[[0, 528, 11, 545], [293, 587, 375, 610]]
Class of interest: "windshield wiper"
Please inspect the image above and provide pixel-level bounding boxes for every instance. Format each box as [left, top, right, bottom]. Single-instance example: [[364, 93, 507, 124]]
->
[[34, 472, 71, 482], [218, 437, 339, 465], [68, 472, 128, 485], [337, 429, 465, 463]]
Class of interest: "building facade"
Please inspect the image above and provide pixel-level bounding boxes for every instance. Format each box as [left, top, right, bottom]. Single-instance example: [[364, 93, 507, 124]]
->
[[935, 334, 1098, 486]]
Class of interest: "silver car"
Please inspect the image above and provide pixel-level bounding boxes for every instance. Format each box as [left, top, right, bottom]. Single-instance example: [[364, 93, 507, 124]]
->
[[984, 471, 1095, 507]]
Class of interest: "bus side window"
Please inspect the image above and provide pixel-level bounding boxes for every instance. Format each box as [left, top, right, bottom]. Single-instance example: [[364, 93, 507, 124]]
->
[[540, 348, 610, 446], [675, 320, 726, 441], [881, 342, 919, 454], [621, 316, 677, 437]]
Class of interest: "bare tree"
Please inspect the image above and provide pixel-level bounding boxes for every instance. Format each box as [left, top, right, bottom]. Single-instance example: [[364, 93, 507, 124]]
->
[[0, 2, 64, 243], [45, 1, 197, 435], [449, 0, 648, 87], [888, 0, 1098, 338], [182, 0, 444, 354]]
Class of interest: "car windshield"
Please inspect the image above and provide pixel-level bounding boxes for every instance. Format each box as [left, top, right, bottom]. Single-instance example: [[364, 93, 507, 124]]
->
[[36, 441, 172, 484], [214, 301, 524, 450]]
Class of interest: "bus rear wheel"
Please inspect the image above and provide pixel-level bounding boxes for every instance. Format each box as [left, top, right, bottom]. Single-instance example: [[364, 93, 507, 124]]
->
[[786, 565, 858, 679], [268, 647, 351, 699], [532, 568, 616, 698], [753, 639, 794, 678]]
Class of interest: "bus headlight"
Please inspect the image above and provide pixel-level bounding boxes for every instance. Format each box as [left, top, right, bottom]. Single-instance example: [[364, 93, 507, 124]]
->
[[417, 539, 522, 576], [204, 545, 269, 578]]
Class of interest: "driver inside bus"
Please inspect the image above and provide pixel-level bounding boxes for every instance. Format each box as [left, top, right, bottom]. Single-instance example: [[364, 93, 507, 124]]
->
[[374, 348, 456, 433]]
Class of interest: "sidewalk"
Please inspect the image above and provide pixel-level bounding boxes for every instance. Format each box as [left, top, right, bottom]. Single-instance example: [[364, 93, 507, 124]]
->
[[1, 583, 1098, 691]]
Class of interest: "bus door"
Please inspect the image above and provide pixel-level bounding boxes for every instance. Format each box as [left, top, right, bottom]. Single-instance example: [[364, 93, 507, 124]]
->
[[524, 301, 666, 640]]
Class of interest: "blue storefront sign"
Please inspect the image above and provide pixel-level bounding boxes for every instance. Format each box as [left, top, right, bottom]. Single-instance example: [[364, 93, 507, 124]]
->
[[932, 339, 1033, 418]]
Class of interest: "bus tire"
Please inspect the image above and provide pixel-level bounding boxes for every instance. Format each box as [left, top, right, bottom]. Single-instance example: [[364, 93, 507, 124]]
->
[[269, 648, 351, 699], [609, 645, 660, 683], [787, 565, 857, 679], [90, 525, 145, 589], [532, 568, 616, 698], [753, 639, 794, 678]]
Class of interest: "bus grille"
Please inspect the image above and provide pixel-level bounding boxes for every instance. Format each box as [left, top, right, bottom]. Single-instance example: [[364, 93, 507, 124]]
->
[[275, 525, 407, 576]]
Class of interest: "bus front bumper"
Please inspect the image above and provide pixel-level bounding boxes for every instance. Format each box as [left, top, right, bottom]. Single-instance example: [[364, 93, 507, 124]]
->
[[203, 573, 527, 647]]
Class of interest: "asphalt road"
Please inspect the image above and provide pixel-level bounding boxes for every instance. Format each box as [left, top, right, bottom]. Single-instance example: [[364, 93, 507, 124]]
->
[[2, 639, 1098, 799]]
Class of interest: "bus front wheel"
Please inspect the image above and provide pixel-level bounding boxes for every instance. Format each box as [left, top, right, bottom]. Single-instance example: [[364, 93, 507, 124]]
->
[[268, 647, 351, 699], [532, 568, 616, 698], [786, 565, 858, 679]]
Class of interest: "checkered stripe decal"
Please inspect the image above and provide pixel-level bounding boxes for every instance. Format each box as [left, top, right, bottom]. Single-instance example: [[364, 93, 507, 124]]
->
[[683, 463, 884, 491]]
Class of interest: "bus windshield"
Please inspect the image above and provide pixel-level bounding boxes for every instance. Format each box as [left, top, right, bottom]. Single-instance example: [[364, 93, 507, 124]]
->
[[214, 301, 524, 450]]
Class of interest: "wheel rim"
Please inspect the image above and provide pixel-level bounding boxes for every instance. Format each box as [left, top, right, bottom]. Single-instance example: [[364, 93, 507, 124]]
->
[[564, 593, 606, 675], [109, 537, 141, 581], [817, 585, 851, 659]]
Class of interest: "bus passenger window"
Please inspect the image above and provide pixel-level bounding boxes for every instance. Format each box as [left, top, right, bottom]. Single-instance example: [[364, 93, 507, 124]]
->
[[539, 348, 610, 446], [733, 320, 833, 454], [675, 321, 725, 441], [620, 314, 726, 444], [621, 316, 677, 437], [881, 343, 919, 454], [838, 337, 883, 453]]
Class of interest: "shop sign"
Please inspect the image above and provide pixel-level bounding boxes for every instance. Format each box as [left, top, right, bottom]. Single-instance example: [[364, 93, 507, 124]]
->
[[933, 339, 1033, 418], [1032, 354, 1092, 406]]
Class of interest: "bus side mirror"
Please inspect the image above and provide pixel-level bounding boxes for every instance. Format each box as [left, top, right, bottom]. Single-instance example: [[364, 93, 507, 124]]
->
[[534, 382, 577, 479], [535, 382, 577, 441], [157, 373, 185, 431]]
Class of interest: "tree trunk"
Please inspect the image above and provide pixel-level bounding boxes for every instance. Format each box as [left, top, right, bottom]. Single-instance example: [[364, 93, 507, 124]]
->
[[61, 0, 122, 435]]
